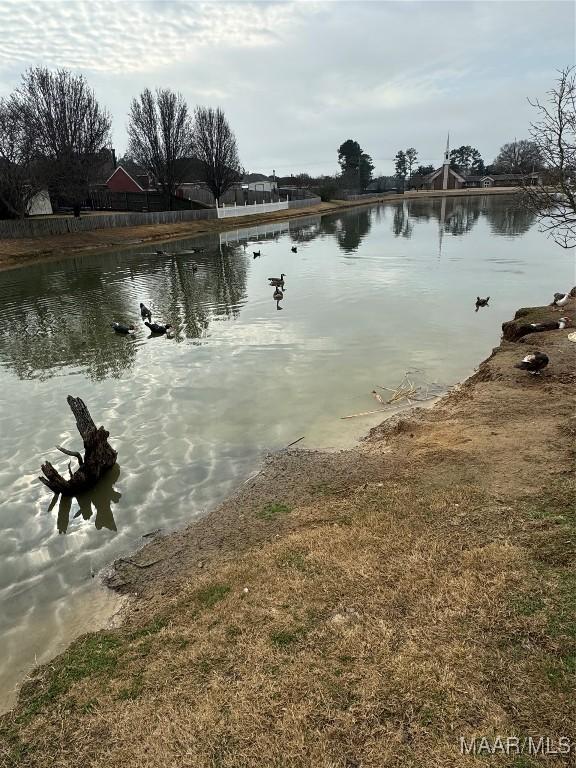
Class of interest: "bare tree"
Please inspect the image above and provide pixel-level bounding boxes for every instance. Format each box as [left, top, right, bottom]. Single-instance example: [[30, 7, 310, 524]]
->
[[522, 67, 576, 248], [15, 68, 111, 216], [493, 139, 543, 174], [0, 97, 41, 218], [128, 88, 194, 207], [191, 107, 242, 203]]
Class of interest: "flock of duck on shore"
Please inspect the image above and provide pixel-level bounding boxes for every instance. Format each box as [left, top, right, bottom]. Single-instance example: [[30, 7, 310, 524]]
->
[[110, 245, 294, 336], [512, 290, 573, 374], [112, 245, 573, 376]]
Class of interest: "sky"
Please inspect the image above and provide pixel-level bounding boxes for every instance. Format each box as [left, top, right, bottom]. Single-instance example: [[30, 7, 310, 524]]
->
[[0, 0, 573, 177]]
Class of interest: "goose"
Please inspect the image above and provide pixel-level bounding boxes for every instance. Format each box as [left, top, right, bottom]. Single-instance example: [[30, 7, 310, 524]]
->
[[552, 292, 571, 310], [291, 246, 298, 253], [139, 302, 152, 322], [191, 262, 198, 274], [111, 322, 135, 335], [145, 321, 173, 335], [516, 317, 572, 338], [269, 273, 286, 287], [515, 351, 549, 375], [475, 296, 490, 311], [253, 250, 261, 258], [273, 287, 283, 301]]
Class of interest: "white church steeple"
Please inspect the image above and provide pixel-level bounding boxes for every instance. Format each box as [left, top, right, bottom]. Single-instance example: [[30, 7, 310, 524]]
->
[[443, 132, 450, 165]]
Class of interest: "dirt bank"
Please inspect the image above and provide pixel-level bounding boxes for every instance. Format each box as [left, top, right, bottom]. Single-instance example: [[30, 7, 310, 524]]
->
[[0, 187, 520, 273], [1, 297, 574, 768]]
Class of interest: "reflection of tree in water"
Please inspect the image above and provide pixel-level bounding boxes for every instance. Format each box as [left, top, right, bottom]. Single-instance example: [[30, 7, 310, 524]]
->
[[482, 197, 536, 236], [392, 203, 413, 238], [149, 243, 248, 336], [0, 241, 249, 379], [0, 263, 139, 381], [317, 209, 372, 253], [443, 197, 482, 236]]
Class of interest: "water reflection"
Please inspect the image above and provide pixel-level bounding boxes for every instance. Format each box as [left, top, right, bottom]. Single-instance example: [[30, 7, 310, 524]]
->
[[54, 464, 122, 535]]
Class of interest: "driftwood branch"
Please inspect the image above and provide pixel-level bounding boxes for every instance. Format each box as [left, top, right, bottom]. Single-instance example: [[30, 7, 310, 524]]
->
[[56, 445, 84, 465], [39, 396, 117, 496]]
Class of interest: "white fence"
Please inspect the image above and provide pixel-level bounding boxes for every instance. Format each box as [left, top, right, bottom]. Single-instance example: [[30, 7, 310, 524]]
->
[[216, 199, 290, 219]]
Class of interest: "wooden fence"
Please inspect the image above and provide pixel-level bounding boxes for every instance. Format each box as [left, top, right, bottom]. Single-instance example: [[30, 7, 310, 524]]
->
[[0, 198, 321, 240]]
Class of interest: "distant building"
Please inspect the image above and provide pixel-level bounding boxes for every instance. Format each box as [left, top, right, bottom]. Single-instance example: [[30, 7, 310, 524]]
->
[[105, 165, 154, 193], [466, 173, 541, 188], [28, 189, 53, 216], [242, 173, 277, 192], [413, 138, 543, 191]]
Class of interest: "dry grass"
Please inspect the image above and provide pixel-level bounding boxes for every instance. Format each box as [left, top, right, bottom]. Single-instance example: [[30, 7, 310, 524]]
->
[[1, 315, 575, 768], [2, 477, 574, 768]]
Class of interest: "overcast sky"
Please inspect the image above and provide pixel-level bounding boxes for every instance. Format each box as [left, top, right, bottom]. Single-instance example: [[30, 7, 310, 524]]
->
[[0, 0, 573, 177]]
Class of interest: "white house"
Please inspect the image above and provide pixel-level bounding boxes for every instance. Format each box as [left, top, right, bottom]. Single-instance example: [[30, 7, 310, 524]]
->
[[242, 173, 277, 192]]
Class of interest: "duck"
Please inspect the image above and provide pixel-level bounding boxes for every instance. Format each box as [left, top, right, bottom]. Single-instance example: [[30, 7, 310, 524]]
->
[[191, 262, 198, 274], [552, 292, 571, 310], [516, 317, 571, 338], [111, 322, 135, 335], [155, 249, 169, 256], [291, 246, 298, 253], [269, 273, 286, 287], [139, 302, 152, 322], [145, 321, 173, 335], [253, 250, 261, 258], [515, 351, 549, 375], [475, 296, 490, 311]]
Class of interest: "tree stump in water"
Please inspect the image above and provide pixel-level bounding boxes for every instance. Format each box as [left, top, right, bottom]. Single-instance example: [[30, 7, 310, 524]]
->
[[39, 396, 117, 496]]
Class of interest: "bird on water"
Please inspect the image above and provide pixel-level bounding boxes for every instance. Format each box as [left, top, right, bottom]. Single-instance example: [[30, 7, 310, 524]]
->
[[145, 321, 173, 335], [269, 273, 286, 287], [111, 322, 135, 335], [140, 303, 152, 322], [475, 296, 490, 311]]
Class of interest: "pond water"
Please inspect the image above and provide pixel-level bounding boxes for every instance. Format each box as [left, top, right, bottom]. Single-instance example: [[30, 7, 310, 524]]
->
[[0, 194, 572, 712]]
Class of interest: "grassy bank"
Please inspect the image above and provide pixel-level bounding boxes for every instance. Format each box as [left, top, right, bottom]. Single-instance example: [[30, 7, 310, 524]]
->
[[1, 299, 574, 768]]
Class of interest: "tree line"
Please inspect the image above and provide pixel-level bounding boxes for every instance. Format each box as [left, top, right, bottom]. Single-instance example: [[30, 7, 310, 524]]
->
[[0, 67, 242, 218]]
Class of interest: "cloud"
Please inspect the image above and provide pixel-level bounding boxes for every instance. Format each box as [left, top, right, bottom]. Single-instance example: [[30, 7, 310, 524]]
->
[[0, 0, 573, 175], [0, 0, 313, 73]]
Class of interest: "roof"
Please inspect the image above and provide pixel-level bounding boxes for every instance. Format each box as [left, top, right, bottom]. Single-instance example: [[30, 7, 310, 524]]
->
[[243, 173, 272, 183], [105, 165, 144, 191], [483, 173, 539, 181], [426, 166, 466, 184]]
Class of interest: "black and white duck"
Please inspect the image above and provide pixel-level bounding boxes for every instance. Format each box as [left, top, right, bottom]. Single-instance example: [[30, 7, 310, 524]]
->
[[140, 302, 152, 322], [475, 296, 490, 311], [517, 317, 571, 338], [515, 351, 549, 375], [111, 322, 135, 335], [145, 321, 173, 335], [552, 292, 571, 309], [291, 246, 298, 253], [269, 273, 286, 287]]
